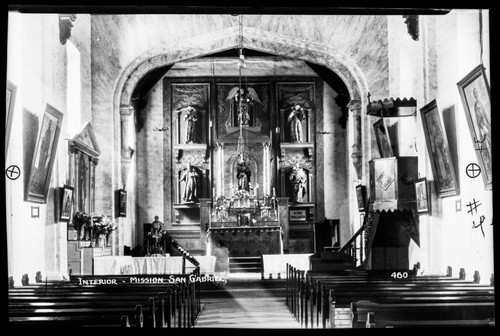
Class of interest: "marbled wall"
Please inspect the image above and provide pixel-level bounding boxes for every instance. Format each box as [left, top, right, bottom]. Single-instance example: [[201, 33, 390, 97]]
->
[[322, 83, 349, 243], [90, 15, 385, 251], [134, 80, 165, 249]]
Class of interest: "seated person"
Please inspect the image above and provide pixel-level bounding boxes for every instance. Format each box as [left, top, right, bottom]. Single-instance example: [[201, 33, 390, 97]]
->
[[148, 216, 166, 255]]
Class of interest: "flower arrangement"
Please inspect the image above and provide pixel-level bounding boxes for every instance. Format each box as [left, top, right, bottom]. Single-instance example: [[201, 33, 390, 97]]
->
[[233, 189, 250, 199], [73, 212, 92, 240], [72, 212, 117, 246]]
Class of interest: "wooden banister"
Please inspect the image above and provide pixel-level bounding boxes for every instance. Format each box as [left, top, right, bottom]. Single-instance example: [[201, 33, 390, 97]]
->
[[339, 195, 370, 255], [338, 223, 365, 254]]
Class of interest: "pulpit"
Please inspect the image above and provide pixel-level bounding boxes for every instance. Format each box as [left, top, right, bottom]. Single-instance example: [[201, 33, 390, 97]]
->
[[365, 157, 419, 271]]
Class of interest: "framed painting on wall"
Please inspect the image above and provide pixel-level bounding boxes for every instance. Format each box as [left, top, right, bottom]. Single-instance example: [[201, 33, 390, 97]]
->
[[415, 177, 429, 214], [6, 80, 17, 157], [355, 184, 367, 212], [25, 104, 64, 203], [118, 189, 127, 217], [420, 99, 459, 198], [60, 185, 74, 221], [373, 118, 393, 158], [457, 64, 492, 190]]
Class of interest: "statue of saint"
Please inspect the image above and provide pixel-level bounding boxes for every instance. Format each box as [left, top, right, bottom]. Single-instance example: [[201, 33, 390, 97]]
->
[[289, 163, 307, 203], [180, 164, 199, 203], [176, 105, 203, 144], [236, 154, 251, 191], [183, 106, 199, 144], [287, 104, 306, 143]]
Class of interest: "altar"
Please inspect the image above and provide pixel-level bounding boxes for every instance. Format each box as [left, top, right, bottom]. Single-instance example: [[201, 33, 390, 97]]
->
[[208, 225, 283, 257]]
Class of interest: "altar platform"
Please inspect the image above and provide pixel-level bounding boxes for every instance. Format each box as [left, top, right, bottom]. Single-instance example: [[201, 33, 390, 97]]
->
[[93, 253, 312, 277]]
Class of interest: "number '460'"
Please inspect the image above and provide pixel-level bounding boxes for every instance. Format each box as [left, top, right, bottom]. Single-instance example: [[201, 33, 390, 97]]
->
[[390, 272, 408, 279]]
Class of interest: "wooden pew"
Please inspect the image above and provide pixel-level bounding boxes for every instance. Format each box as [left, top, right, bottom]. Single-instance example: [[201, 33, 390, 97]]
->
[[8, 272, 201, 328], [305, 268, 493, 327], [327, 287, 494, 328], [351, 301, 495, 328], [323, 282, 493, 328], [285, 264, 495, 329], [365, 311, 495, 328], [9, 289, 193, 328]]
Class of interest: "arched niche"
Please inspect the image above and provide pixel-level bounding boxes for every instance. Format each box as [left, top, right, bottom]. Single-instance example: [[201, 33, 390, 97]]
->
[[282, 165, 312, 204], [227, 152, 260, 195]]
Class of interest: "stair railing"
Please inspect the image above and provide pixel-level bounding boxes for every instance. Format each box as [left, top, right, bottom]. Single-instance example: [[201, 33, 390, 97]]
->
[[168, 237, 200, 273], [338, 196, 370, 266]]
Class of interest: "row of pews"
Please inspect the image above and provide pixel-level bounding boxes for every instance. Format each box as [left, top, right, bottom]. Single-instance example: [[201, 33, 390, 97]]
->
[[8, 268, 202, 328], [286, 264, 495, 328]]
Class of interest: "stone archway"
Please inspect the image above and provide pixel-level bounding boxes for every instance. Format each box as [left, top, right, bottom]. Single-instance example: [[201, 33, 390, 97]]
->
[[114, 25, 371, 251], [114, 26, 369, 186]]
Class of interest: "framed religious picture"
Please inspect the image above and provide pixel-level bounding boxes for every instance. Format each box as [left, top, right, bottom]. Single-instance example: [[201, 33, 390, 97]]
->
[[355, 184, 367, 211], [60, 185, 74, 221], [6, 80, 17, 157], [25, 104, 64, 203], [118, 189, 127, 217], [415, 177, 429, 214], [420, 99, 459, 198], [373, 118, 393, 158], [457, 64, 492, 190]]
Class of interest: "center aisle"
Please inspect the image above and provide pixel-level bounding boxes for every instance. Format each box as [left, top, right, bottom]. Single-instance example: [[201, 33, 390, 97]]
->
[[194, 273, 302, 329]]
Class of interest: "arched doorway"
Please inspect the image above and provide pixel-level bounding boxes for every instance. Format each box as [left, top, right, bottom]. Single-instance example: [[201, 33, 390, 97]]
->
[[113, 26, 371, 254]]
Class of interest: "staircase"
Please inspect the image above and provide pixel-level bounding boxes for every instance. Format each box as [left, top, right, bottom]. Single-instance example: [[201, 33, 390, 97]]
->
[[229, 256, 262, 273]]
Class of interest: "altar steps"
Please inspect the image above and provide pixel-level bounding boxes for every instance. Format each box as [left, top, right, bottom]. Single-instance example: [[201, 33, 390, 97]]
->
[[229, 256, 262, 273]]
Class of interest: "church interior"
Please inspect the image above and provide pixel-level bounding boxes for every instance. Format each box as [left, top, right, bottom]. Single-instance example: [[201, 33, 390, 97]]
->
[[4, 6, 495, 328]]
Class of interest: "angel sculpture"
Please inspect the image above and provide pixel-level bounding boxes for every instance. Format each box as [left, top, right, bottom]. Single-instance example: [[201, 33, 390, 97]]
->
[[226, 87, 261, 127]]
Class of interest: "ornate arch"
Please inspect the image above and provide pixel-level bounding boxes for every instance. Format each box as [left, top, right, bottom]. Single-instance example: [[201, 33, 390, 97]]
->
[[114, 26, 370, 187], [115, 26, 367, 110]]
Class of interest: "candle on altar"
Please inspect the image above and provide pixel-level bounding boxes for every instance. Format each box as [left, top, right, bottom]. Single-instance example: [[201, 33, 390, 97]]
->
[[273, 187, 276, 197]]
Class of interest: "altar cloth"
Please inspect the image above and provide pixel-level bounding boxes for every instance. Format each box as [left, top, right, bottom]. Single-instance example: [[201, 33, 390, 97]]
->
[[262, 253, 312, 276], [93, 255, 216, 275]]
